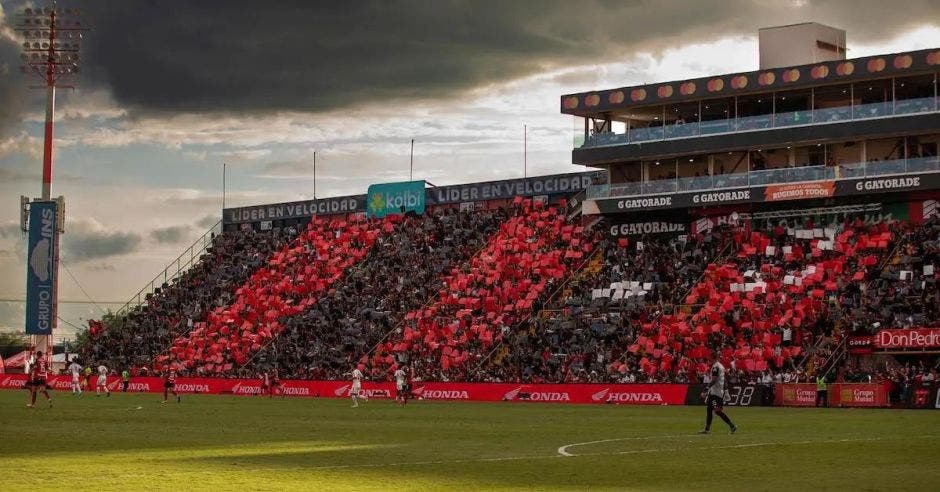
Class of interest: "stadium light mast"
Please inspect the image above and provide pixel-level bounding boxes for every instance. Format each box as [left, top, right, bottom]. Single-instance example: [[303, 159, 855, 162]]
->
[[15, 4, 87, 360]]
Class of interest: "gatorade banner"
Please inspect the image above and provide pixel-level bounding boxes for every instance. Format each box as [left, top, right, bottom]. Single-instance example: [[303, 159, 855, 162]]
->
[[367, 180, 426, 218]]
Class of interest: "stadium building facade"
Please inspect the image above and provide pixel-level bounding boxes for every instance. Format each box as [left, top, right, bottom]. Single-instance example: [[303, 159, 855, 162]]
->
[[561, 35, 939, 228]]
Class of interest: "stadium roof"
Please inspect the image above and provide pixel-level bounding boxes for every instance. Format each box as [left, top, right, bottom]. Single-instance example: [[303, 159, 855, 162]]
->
[[560, 47, 940, 117]]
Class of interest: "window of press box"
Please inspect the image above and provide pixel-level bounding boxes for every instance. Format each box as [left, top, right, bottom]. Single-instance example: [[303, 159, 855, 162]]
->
[[712, 151, 748, 175], [866, 137, 905, 162], [735, 94, 773, 130], [677, 155, 708, 178], [749, 148, 789, 170], [609, 163, 642, 183], [774, 89, 812, 126], [894, 74, 936, 114], [906, 134, 938, 158], [699, 97, 734, 134], [853, 79, 892, 118], [646, 159, 676, 180]]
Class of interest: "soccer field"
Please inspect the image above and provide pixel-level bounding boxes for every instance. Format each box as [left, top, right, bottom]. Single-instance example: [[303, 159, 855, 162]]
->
[[1, 391, 938, 491]]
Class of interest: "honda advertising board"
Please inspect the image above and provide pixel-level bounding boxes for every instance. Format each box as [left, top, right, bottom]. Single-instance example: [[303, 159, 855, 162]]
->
[[25, 201, 57, 335]]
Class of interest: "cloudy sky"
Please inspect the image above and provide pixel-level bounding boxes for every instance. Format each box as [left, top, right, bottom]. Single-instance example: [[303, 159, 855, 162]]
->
[[0, 0, 938, 339]]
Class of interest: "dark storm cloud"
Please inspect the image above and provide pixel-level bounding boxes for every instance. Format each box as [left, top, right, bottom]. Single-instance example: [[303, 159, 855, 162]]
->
[[60, 218, 142, 262], [1, 0, 938, 130], [149, 224, 192, 244]]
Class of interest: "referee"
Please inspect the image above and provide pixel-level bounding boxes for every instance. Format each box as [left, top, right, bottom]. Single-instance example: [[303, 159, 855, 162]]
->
[[700, 360, 738, 435]]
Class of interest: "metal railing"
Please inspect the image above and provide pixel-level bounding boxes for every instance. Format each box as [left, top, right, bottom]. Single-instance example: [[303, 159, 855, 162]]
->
[[588, 156, 939, 200], [580, 97, 938, 149], [116, 219, 223, 316]]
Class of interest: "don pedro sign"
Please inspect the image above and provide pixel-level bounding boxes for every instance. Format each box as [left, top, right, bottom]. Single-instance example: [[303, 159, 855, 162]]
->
[[367, 180, 426, 218], [25, 201, 58, 335]]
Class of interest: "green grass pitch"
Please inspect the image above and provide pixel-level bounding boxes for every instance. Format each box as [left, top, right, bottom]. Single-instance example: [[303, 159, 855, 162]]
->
[[1, 390, 938, 490]]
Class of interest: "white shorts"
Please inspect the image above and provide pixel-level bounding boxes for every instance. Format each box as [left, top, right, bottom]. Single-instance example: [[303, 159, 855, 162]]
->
[[396, 382, 404, 391], [351, 383, 361, 395], [97, 376, 107, 386], [72, 375, 80, 384]]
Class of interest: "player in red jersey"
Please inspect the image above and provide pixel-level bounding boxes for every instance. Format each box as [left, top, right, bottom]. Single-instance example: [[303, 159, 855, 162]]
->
[[162, 368, 180, 404], [269, 369, 283, 397], [27, 351, 52, 408]]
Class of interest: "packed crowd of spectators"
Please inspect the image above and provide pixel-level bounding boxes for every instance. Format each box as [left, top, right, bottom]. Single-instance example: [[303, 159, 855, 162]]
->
[[245, 209, 507, 379], [158, 216, 381, 374], [79, 204, 937, 389], [369, 199, 599, 381], [471, 214, 938, 385], [840, 216, 940, 333], [82, 228, 297, 371]]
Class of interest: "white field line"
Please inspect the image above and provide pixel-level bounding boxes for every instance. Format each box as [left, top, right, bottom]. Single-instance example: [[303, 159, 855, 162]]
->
[[303, 435, 926, 471], [556, 434, 698, 457]]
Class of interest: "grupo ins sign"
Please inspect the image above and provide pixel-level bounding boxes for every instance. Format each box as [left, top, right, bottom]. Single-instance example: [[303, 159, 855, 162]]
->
[[875, 328, 940, 349]]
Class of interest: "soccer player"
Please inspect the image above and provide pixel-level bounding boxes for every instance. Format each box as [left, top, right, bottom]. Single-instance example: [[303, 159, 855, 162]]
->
[[96, 363, 111, 397], [67, 358, 83, 396], [394, 366, 407, 405], [83, 366, 93, 392], [260, 371, 271, 397], [27, 351, 52, 408], [700, 360, 737, 434], [121, 369, 131, 392], [270, 369, 283, 397], [163, 368, 180, 404], [350, 366, 368, 407]]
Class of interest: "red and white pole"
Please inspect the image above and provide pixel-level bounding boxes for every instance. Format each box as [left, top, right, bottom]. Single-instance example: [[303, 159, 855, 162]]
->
[[35, 11, 58, 359], [42, 84, 55, 201]]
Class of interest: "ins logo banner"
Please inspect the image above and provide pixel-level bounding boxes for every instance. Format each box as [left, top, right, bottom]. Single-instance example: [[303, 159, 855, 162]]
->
[[25, 201, 58, 335]]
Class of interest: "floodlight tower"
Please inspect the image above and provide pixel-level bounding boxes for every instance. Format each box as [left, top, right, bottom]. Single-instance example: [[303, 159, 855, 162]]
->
[[15, 5, 86, 360]]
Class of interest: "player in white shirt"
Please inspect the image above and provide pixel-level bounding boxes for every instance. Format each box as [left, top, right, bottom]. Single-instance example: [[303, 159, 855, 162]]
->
[[96, 364, 111, 397], [394, 367, 407, 405], [699, 360, 737, 434], [67, 358, 83, 395], [350, 367, 368, 407]]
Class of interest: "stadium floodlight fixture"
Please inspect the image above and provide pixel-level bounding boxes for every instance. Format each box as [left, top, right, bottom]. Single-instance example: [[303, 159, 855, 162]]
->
[[16, 6, 86, 85]]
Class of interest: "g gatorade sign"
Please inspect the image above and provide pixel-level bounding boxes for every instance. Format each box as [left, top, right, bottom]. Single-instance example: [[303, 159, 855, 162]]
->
[[691, 189, 751, 205], [608, 221, 686, 237]]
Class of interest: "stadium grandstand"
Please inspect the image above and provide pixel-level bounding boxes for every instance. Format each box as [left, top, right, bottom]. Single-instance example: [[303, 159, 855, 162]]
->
[[66, 27, 940, 410]]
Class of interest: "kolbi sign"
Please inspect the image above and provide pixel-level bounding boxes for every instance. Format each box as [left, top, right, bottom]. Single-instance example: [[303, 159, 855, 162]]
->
[[367, 180, 426, 218], [25, 201, 58, 335]]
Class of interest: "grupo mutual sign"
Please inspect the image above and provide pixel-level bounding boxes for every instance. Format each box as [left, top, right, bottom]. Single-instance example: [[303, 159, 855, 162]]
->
[[367, 180, 426, 218]]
